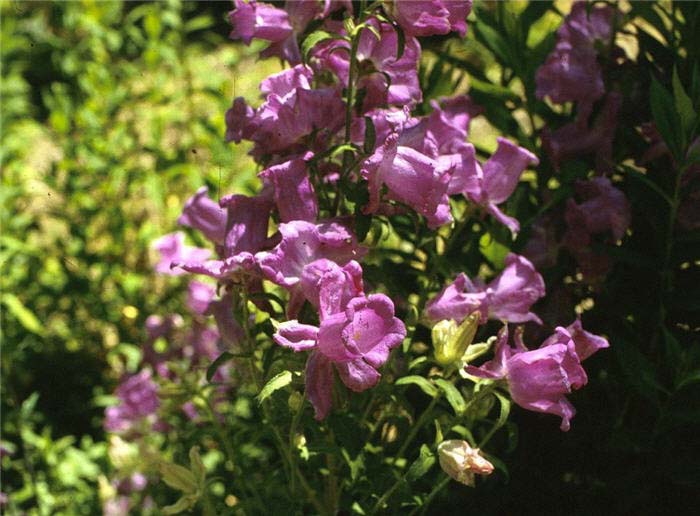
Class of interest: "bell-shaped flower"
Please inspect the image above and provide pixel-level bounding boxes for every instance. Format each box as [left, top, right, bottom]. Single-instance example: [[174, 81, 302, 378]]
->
[[389, 0, 471, 37], [228, 0, 293, 46], [465, 326, 588, 431], [541, 316, 609, 361], [362, 132, 453, 228], [426, 253, 545, 324], [259, 152, 318, 223]]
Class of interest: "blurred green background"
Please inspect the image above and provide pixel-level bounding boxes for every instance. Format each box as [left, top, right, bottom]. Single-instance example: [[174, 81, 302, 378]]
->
[[0, 1, 277, 512]]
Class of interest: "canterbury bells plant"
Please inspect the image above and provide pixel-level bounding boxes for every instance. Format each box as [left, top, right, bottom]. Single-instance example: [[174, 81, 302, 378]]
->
[[103, 1, 629, 514]]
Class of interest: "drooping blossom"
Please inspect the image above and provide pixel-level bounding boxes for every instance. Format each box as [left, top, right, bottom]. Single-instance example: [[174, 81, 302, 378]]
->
[[542, 316, 609, 361], [177, 187, 227, 245], [312, 17, 422, 109], [225, 65, 345, 158], [273, 260, 405, 419], [426, 253, 545, 324], [362, 132, 453, 228], [465, 325, 589, 431], [437, 439, 494, 486], [104, 370, 160, 433], [152, 232, 211, 276], [388, 0, 472, 38], [451, 137, 539, 235], [259, 152, 319, 222]]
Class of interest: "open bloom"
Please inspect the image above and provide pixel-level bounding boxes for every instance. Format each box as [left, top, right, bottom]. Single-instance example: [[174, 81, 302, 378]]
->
[[273, 260, 405, 420], [426, 253, 545, 324]]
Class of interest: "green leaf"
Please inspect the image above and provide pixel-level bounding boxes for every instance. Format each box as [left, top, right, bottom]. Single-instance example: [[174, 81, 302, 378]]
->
[[474, 20, 512, 66], [162, 494, 199, 515], [493, 391, 511, 428], [405, 444, 435, 482], [672, 67, 697, 138], [206, 352, 234, 383], [301, 30, 335, 60], [189, 446, 206, 485], [159, 462, 198, 493], [650, 76, 683, 160], [257, 370, 293, 404], [395, 375, 438, 398], [2, 293, 44, 336], [479, 233, 510, 269], [434, 379, 466, 415]]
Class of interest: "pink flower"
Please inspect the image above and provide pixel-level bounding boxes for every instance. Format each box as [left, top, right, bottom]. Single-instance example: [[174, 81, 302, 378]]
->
[[426, 253, 545, 324], [104, 370, 160, 433], [152, 232, 211, 276], [259, 152, 318, 223], [186, 281, 216, 315], [542, 316, 609, 361], [389, 0, 472, 38], [465, 326, 588, 431], [178, 187, 227, 245]]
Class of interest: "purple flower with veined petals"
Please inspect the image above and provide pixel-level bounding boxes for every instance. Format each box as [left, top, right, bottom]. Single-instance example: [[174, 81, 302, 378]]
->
[[178, 187, 227, 245], [259, 152, 319, 223], [465, 325, 588, 431], [389, 0, 472, 38], [426, 253, 545, 324], [152, 232, 211, 276]]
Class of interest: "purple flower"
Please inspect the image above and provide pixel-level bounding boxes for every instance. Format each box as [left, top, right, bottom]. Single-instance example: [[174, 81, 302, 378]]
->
[[186, 281, 216, 315], [466, 326, 588, 431], [313, 18, 422, 109], [152, 232, 211, 276], [535, 2, 615, 107], [104, 370, 160, 433], [206, 292, 245, 348], [389, 0, 472, 37], [452, 137, 538, 235], [426, 253, 545, 324], [225, 66, 345, 158], [300, 258, 364, 316], [178, 187, 227, 245], [565, 176, 630, 245], [259, 152, 319, 222], [541, 316, 609, 361], [362, 132, 452, 228], [256, 219, 365, 289], [228, 0, 293, 46]]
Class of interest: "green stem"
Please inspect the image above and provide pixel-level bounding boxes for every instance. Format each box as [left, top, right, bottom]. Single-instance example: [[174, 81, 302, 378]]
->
[[394, 395, 441, 463], [369, 472, 407, 515], [414, 474, 450, 516]]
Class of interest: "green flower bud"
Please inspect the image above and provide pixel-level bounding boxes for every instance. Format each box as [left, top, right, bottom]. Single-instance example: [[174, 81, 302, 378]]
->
[[432, 313, 479, 366], [288, 391, 304, 412]]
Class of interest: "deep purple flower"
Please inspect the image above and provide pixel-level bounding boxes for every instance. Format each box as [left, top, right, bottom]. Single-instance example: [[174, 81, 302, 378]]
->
[[259, 152, 319, 222], [389, 0, 472, 37], [152, 232, 211, 276], [466, 326, 587, 431], [426, 253, 545, 324], [178, 187, 227, 245], [104, 370, 160, 433]]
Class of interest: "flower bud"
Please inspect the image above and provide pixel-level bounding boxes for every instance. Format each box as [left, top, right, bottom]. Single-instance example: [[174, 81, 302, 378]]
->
[[437, 440, 494, 487], [432, 313, 479, 366]]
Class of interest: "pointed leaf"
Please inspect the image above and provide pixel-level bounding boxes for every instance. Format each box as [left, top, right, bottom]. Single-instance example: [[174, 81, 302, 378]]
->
[[257, 370, 293, 404], [395, 375, 438, 397]]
